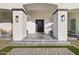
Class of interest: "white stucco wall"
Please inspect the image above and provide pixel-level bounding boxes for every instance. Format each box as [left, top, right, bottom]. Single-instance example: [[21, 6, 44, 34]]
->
[[58, 11, 67, 41], [53, 10, 67, 41], [53, 12, 58, 38], [27, 21, 36, 33], [22, 12, 27, 38], [13, 10, 27, 41]]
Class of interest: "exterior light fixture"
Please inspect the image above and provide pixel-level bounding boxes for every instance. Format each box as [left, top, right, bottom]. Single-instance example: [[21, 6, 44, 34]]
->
[[15, 15, 19, 22], [61, 15, 65, 22]]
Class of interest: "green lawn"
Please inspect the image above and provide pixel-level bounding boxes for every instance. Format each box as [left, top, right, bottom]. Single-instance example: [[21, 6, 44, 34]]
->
[[0, 46, 79, 55]]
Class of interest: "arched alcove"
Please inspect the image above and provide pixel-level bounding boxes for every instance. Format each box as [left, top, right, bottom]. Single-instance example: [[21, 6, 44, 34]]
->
[[23, 3, 58, 34]]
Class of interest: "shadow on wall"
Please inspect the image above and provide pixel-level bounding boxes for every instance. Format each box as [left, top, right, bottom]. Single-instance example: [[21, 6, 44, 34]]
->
[[45, 22, 53, 33]]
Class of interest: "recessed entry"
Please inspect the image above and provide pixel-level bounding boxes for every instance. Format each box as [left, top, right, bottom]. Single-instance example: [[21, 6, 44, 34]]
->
[[36, 19, 44, 32]]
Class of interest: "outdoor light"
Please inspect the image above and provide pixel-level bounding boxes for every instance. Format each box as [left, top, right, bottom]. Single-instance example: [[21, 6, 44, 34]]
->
[[61, 15, 65, 22], [15, 15, 19, 22]]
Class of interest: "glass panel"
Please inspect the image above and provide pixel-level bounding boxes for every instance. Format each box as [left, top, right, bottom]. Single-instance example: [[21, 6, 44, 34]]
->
[[71, 19, 76, 34]]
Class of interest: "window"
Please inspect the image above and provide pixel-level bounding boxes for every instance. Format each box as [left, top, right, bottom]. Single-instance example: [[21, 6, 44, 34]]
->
[[71, 18, 76, 33]]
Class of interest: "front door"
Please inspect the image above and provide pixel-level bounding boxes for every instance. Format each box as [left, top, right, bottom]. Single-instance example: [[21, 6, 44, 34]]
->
[[36, 20, 44, 32]]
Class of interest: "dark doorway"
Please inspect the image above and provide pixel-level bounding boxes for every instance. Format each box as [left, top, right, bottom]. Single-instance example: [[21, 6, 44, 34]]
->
[[36, 20, 44, 32]]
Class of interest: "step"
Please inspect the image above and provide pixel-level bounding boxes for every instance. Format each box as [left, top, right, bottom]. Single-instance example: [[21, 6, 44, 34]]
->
[[23, 39, 57, 42], [10, 41, 71, 46]]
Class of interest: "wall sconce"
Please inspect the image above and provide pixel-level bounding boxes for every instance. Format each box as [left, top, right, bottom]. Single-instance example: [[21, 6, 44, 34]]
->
[[61, 15, 65, 22], [15, 15, 19, 22]]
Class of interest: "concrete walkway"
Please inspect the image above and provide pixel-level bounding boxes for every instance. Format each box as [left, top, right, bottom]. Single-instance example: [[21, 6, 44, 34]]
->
[[8, 48, 74, 55]]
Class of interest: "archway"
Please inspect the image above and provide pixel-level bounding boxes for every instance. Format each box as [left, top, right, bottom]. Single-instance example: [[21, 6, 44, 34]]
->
[[23, 3, 58, 40]]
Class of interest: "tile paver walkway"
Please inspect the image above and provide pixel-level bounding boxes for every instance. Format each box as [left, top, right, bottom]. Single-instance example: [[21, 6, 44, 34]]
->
[[8, 48, 74, 55]]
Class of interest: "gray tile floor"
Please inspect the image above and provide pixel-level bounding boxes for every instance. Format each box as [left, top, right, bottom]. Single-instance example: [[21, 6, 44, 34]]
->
[[8, 48, 74, 55], [23, 33, 56, 41], [25, 33, 54, 39]]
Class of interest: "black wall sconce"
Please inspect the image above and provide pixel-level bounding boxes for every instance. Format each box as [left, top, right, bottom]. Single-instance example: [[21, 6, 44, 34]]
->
[[61, 15, 65, 22], [15, 15, 19, 22]]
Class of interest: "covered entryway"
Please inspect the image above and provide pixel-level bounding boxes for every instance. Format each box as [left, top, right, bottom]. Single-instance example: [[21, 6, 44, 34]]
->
[[22, 3, 58, 41], [12, 3, 68, 42]]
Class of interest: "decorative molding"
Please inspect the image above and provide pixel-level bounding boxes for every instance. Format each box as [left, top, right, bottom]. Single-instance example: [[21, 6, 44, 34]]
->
[[53, 9, 68, 15], [53, 9, 58, 15], [12, 9, 27, 15], [58, 9, 68, 11]]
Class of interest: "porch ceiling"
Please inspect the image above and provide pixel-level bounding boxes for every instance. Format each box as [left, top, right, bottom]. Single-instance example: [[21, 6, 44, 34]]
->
[[0, 8, 12, 12], [23, 3, 57, 11], [0, 8, 12, 23], [23, 3, 57, 20], [69, 9, 79, 13]]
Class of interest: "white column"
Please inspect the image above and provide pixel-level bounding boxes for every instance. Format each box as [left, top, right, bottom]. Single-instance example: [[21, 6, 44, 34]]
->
[[53, 9, 68, 41], [13, 9, 27, 41], [53, 11, 58, 39]]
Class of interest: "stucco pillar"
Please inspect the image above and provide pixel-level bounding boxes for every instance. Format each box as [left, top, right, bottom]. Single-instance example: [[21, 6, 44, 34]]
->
[[53, 9, 68, 41], [12, 9, 27, 41]]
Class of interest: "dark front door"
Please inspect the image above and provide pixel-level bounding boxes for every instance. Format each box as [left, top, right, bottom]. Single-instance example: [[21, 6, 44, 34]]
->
[[36, 20, 44, 32]]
